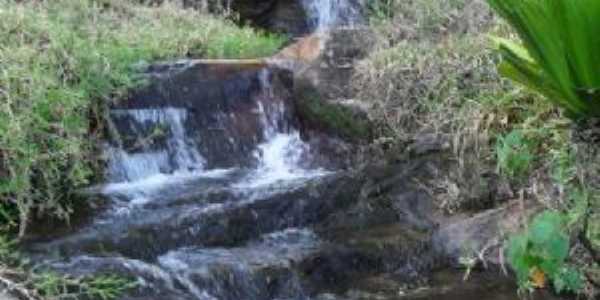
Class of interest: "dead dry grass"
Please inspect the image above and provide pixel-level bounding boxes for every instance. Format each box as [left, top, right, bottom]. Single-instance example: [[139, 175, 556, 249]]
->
[[354, 0, 515, 212]]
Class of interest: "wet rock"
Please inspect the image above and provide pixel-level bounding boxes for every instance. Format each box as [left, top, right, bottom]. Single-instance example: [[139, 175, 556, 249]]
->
[[294, 83, 374, 143], [44, 255, 196, 300], [316, 269, 569, 300], [303, 133, 357, 170], [274, 28, 375, 100], [432, 201, 542, 267], [270, 29, 378, 145], [46, 229, 320, 300], [172, 0, 312, 35], [300, 224, 434, 294], [232, 0, 364, 36], [156, 229, 319, 300], [112, 59, 295, 169], [295, 159, 444, 295], [231, 0, 311, 35], [28, 174, 364, 261]]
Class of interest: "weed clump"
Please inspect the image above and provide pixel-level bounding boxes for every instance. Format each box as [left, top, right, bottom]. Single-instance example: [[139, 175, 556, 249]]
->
[[507, 211, 583, 294], [495, 130, 535, 181]]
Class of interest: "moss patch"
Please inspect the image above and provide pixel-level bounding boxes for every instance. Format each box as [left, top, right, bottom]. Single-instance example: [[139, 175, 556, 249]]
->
[[296, 86, 372, 142]]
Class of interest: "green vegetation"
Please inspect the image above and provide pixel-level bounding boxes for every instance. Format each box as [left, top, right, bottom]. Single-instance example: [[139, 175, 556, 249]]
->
[[0, 236, 135, 300], [34, 272, 135, 300], [0, 0, 286, 237], [507, 211, 582, 293], [485, 0, 600, 294], [366, 0, 396, 22], [495, 130, 535, 180], [487, 0, 600, 118], [297, 88, 372, 141]]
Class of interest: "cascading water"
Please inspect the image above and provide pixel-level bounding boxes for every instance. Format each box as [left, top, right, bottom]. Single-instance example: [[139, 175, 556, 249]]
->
[[235, 71, 327, 189], [106, 108, 205, 183], [104, 68, 324, 195], [26, 3, 544, 300], [26, 2, 366, 299], [101, 108, 215, 208], [31, 64, 335, 299], [301, 0, 363, 31]]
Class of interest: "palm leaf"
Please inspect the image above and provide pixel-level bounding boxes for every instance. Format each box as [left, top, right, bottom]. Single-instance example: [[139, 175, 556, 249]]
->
[[487, 0, 600, 118]]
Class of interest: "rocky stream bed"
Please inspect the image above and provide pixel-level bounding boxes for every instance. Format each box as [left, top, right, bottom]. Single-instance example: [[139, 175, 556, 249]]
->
[[19, 1, 575, 299]]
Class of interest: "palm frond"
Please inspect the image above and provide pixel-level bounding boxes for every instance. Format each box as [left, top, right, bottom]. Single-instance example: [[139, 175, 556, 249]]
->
[[487, 0, 600, 118]]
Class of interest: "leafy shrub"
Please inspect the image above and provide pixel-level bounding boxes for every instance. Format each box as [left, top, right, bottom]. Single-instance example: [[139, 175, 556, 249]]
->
[[0, 0, 285, 236], [507, 211, 583, 294], [495, 130, 535, 180], [487, 0, 600, 118]]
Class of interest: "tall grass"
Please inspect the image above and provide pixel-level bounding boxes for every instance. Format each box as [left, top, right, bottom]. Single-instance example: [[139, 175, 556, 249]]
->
[[0, 0, 286, 236], [487, 0, 600, 118]]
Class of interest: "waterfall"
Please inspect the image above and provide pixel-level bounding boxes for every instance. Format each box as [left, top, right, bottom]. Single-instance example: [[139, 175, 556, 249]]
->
[[106, 108, 205, 183], [234, 70, 326, 189], [35, 64, 339, 300], [301, 0, 363, 31], [103, 68, 326, 195]]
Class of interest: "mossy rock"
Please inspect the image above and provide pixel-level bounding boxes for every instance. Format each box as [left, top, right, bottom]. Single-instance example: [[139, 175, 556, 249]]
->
[[295, 83, 373, 142]]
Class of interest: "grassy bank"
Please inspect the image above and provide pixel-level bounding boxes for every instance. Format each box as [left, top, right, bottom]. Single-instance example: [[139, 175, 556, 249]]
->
[[358, 0, 598, 298], [0, 0, 285, 237]]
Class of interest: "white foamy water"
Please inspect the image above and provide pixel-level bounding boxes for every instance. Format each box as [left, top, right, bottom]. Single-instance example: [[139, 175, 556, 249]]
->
[[302, 0, 363, 31], [234, 72, 329, 189], [107, 108, 205, 182], [235, 132, 327, 189], [102, 168, 233, 213]]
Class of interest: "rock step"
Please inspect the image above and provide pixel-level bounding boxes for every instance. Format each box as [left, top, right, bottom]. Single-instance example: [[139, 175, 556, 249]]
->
[[47, 229, 318, 300], [27, 174, 363, 261], [313, 269, 570, 300]]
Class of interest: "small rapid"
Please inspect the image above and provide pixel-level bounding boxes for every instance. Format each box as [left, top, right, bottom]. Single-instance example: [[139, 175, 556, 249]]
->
[[301, 0, 363, 31], [235, 74, 328, 189], [26, 2, 369, 299], [103, 68, 326, 200], [106, 108, 205, 182], [27, 62, 339, 300]]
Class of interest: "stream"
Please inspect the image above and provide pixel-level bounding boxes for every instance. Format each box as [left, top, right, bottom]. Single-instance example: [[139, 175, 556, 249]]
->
[[24, 1, 569, 300]]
